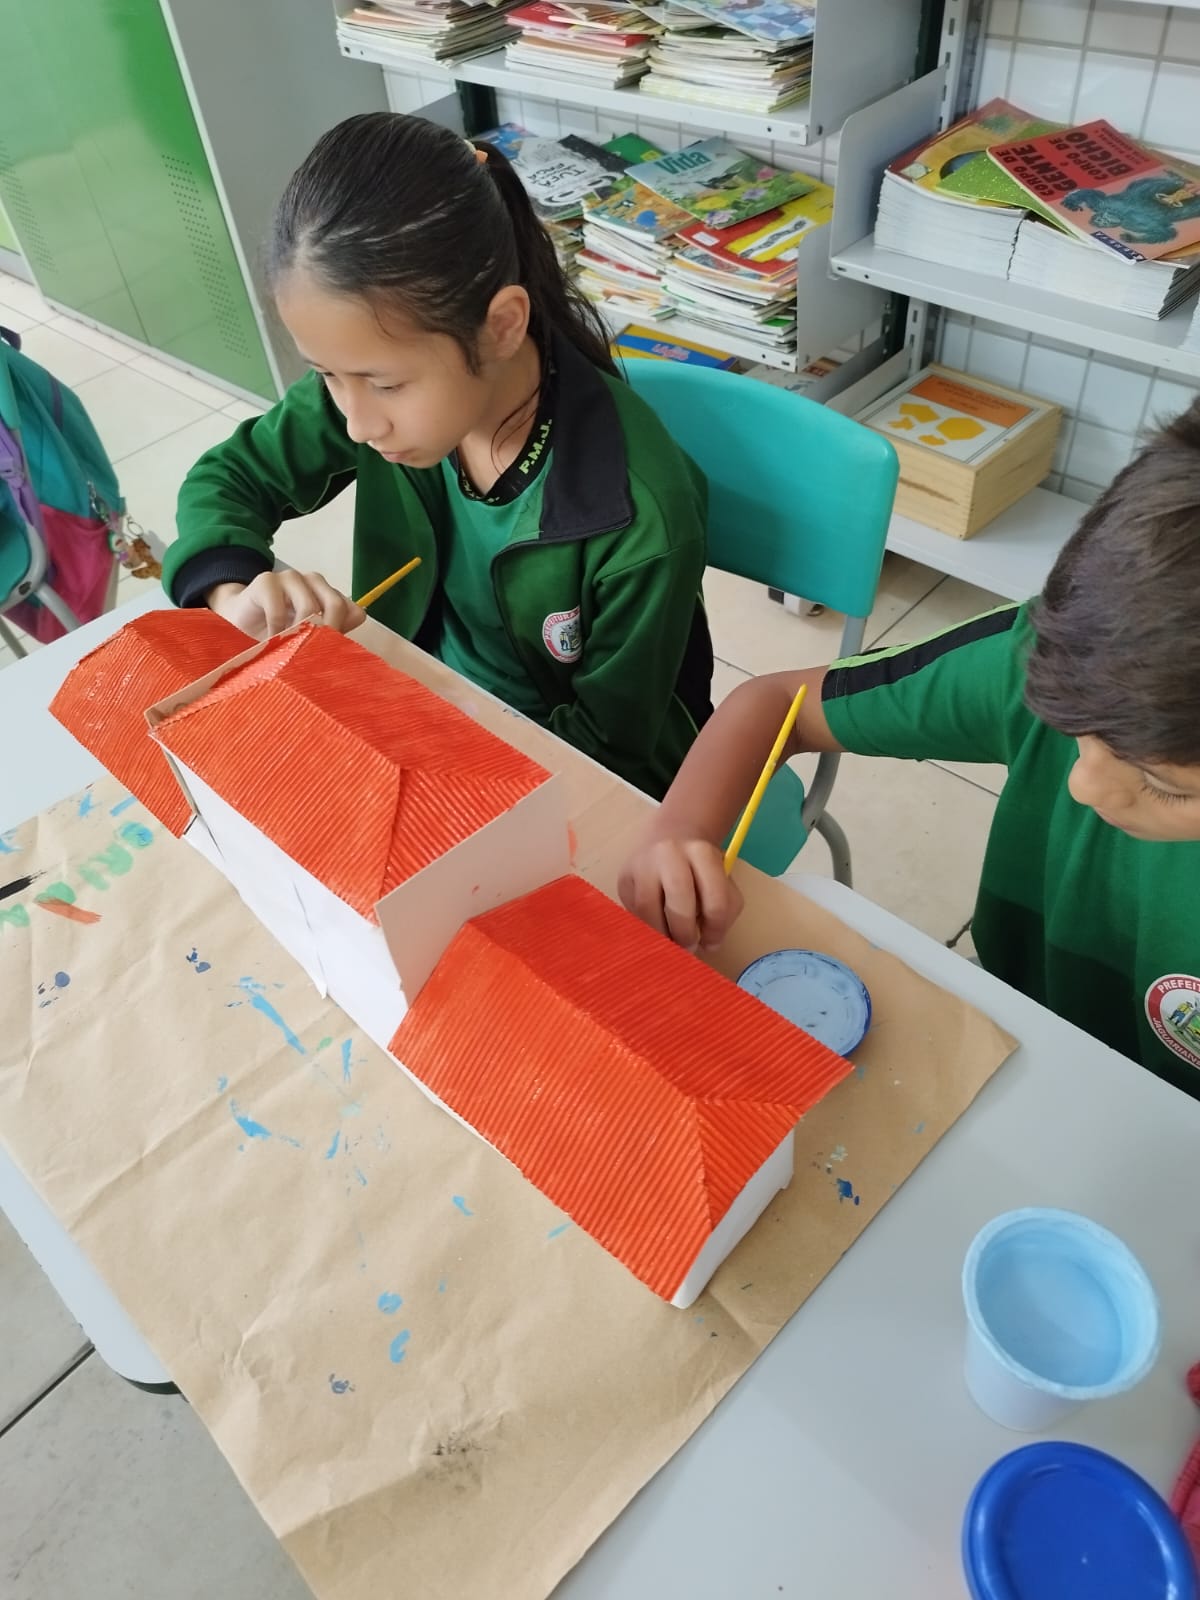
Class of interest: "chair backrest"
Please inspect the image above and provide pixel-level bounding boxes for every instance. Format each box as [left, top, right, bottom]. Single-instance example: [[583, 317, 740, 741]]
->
[[625, 362, 898, 619]]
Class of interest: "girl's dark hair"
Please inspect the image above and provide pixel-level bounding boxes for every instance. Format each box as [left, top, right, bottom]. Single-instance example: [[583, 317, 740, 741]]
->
[[1025, 397, 1200, 766], [268, 112, 617, 377]]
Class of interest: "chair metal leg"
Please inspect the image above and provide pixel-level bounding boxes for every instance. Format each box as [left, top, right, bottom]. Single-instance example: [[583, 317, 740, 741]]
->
[[0, 614, 28, 658], [813, 809, 852, 888]]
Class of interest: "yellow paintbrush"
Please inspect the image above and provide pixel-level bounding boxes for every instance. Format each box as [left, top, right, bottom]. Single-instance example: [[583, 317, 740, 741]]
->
[[723, 683, 808, 874], [355, 556, 422, 610]]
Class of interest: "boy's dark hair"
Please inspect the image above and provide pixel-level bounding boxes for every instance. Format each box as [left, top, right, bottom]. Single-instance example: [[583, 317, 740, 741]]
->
[[1026, 397, 1200, 767], [268, 113, 616, 378]]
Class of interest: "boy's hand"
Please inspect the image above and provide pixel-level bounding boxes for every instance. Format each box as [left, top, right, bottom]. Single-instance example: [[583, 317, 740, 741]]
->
[[617, 836, 743, 952], [206, 571, 365, 639]]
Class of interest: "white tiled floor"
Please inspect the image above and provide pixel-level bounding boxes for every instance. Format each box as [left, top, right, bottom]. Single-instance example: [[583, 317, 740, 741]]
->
[[0, 267, 1002, 1592]]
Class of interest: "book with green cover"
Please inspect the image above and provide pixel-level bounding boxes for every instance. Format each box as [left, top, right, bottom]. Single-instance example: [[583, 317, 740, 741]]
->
[[631, 138, 811, 229], [939, 120, 1066, 226]]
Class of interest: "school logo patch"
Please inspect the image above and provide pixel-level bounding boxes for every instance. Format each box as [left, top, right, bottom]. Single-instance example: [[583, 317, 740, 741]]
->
[[1145, 974, 1200, 1069], [542, 607, 582, 664]]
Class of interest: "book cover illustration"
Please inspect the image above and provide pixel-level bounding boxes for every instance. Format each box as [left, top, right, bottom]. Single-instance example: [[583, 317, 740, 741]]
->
[[888, 99, 1043, 201], [632, 139, 810, 229], [678, 180, 832, 276], [584, 181, 692, 238], [476, 124, 615, 216], [987, 120, 1200, 261], [612, 325, 739, 367], [667, 0, 814, 42], [858, 370, 1047, 464]]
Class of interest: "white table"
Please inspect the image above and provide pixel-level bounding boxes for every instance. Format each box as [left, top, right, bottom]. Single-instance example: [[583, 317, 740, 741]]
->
[[4, 595, 1199, 1594]]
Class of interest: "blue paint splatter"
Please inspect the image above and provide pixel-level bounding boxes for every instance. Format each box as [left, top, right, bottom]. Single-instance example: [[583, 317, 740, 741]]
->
[[186, 948, 211, 974], [452, 1196, 473, 1217], [547, 1221, 572, 1240], [53, 971, 70, 990], [378, 1292, 403, 1314], [353, 1167, 368, 1187], [913, 1122, 926, 1135], [231, 1102, 271, 1141], [340, 1039, 352, 1084], [78, 792, 95, 818], [340, 1101, 362, 1119], [835, 1178, 861, 1207], [0, 832, 18, 855], [110, 796, 137, 816], [389, 1329, 411, 1364], [237, 977, 305, 1054], [329, 1374, 354, 1395], [437, 1279, 447, 1294], [325, 1129, 341, 1160], [854, 1064, 867, 1081], [216, 1075, 229, 1092]]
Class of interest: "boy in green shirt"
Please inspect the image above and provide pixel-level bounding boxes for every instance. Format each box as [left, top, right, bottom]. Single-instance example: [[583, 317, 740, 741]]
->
[[619, 402, 1200, 1096]]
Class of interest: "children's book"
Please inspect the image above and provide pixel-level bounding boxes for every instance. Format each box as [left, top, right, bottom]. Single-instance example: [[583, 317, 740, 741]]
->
[[986, 120, 1200, 262], [887, 99, 1043, 201], [938, 119, 1065, 221], [583, 181, 692, 238], [605, 131, 663, 164], [630, 139, 811, 229], [677, 179, 832, 277], [476, 123, 615, 217], [611, 324, 739, 367], [669, 0, 814, 43]]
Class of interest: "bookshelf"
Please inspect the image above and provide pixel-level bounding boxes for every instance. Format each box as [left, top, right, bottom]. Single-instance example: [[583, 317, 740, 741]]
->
[[334, 0, 924, 144]]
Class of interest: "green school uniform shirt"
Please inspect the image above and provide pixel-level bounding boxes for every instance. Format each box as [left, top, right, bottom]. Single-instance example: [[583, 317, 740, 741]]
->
[[821, 602, 1200, 1098], [161, 333, 713, 800]]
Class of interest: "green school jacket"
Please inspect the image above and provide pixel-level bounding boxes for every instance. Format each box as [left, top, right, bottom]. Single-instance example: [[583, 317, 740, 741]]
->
[[162, 335, 713, 799]]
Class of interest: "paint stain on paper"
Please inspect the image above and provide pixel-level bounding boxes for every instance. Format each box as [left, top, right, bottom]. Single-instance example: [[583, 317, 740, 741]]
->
[[452, 1196, 474, 1217], [340, 1038, 353, 1084], [547, 1221, 572, 1239], [829, 1144, 847, 1163], [835, 1177, 861, 1207], [377, 1292, 403, 1314], [216, 1076, 228, 1092], [109, 796, 137, 816], [36, 971, 71, 1009], [236, 976, 305, 1054], [78, 792, 95, 818], [437, 1279, 447, 1294], [353, 1167, 368, 1187], [913, 1122, 926, 1135], [186, 947, 211, 974], [325, 1129, 341, 1160], [230, 1101, 301, 1148], [0, 872, 41, 901], [328, 1374, 354, 1395], [36, 898, 101, 925], [389, 1329, 411, 1364]]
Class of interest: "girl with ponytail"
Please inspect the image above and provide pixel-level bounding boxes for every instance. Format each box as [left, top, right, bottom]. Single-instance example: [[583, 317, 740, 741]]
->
[[163, 113, 713, 798]]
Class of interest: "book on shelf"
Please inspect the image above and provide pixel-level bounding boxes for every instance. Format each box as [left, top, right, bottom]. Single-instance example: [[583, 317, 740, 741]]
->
[[856, 365, 1061, 539], [611, 323, 740, 367], [678, 178, 833, 277], [640, 21, 811, 114], [986, 120, 1200, 263], [742, 354, 839, 391], [1008, 216, 1200, 319], [504, 1, 659, 84], [631, 139, 812, 229], [663, 0, 815, 43], [476, 124, 617, 220], [337, 0, 519, 60]]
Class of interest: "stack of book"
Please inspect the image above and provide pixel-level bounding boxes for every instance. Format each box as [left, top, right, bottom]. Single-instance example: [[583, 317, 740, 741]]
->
[[337, 0, 519, 61], [578, 178, 690, 319], [877, 105, 1200, 320], [503, 2, 659, 85], [592, 139, 817, 354], [639, 0, 813, 114]]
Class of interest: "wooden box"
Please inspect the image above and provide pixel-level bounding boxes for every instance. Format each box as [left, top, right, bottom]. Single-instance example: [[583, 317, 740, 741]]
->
[[857, 365, 1061, 538]]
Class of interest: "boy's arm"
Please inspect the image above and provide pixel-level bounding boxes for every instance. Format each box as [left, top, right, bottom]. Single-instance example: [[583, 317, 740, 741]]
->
[[619, 666, 838, 948], [161, 372, 358, 608]]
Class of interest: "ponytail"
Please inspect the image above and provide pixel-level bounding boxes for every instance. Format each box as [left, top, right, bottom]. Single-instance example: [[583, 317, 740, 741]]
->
[[476, 142, 618, 376], [269, 112, 617, 378]]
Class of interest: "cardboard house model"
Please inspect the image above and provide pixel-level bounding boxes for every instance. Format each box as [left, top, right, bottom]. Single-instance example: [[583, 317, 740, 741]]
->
[[52, 612, 854, 1306], [391, 875, 853, 1306]]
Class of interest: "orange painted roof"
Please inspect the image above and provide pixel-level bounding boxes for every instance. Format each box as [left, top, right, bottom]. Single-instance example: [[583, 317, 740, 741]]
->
[[49, 609, 247, 835], [153, 623, 552, 919], [390, 876, 854, 1300]]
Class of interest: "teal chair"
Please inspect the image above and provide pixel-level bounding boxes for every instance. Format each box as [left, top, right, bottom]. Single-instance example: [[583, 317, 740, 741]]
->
[[626, 360, 899, 885]]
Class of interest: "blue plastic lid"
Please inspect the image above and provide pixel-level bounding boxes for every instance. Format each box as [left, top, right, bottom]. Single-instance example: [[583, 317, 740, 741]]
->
[[737, 949, 871, 1056], [963, 1442, 1196, 1600]]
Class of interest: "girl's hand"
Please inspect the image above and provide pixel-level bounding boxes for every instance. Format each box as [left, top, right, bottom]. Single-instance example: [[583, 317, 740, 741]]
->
[[206, 571, 365, 639], [617, 836, 743, 952]]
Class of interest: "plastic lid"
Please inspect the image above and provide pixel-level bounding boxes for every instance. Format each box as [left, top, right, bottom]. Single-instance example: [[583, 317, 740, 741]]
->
[[963, 1442, 1197, 1600], [736, 949, 871, 1056]]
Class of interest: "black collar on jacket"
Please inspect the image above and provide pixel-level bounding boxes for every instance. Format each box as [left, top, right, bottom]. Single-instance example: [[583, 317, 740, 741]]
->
[[538, 329, 634, 543]]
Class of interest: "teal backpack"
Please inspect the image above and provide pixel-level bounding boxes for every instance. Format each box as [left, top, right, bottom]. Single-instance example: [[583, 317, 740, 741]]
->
[[0, 324, 125, 641]]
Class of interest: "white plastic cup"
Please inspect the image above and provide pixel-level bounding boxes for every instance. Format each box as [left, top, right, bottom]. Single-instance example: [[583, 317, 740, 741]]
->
[[962, 1208, 1161, 1433]]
